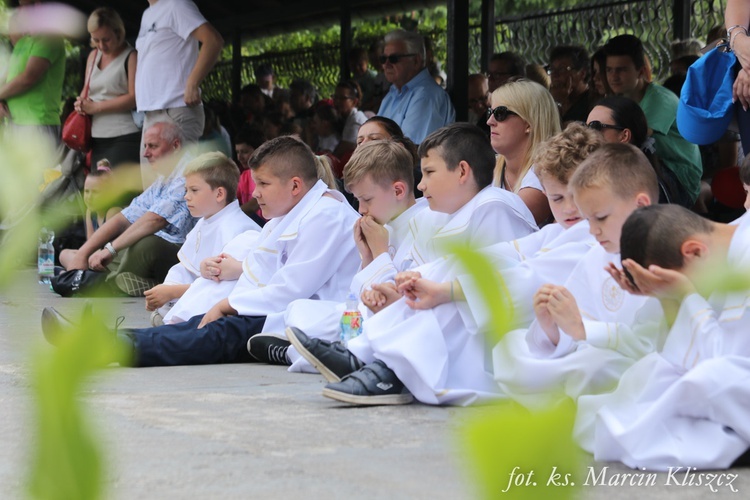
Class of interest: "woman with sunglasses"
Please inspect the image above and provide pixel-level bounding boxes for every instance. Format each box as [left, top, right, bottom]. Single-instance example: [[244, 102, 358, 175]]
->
[[586, 96, 689, 206], [487, 79, 561, 225]]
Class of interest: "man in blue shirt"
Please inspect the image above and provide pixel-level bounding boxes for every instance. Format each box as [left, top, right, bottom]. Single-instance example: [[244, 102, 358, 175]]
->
[[377, 30, 455, 144], [64, 121, 196, 296]]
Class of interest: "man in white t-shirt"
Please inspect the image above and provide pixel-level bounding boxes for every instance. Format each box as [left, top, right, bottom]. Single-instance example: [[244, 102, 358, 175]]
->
[[136, 0, 223, 187]]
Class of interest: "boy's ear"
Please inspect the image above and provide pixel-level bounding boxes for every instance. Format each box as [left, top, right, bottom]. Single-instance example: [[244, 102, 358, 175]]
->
[[215, 186, 227, 202], [680, 238, 708, 264], [634, 192, 651, 208], [457, 160, 472, 184], [392, 180, 407, 199], [290, 176, 304, 196]]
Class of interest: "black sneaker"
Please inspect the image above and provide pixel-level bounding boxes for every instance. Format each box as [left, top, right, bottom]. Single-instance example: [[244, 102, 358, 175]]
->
[[285, 326, 364, 382], [247, 333, 291, 365], [322, 360, 414, 406]]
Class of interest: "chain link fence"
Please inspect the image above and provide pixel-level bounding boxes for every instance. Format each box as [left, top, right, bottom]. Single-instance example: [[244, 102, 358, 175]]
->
[[467, 0, 726, 82], [64, 0, 727, 102]]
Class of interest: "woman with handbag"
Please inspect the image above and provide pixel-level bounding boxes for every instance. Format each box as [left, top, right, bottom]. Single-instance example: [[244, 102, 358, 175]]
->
[[73, 7, 140, 169]]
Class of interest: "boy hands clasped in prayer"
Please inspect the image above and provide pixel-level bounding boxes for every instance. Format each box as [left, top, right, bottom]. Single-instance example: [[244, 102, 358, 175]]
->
[[286, 122, 538, 404], [493, 142, 666, 408]]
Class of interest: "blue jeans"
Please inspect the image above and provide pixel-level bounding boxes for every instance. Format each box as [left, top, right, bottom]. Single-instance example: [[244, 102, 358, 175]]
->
[[122, 314, 266, 367]]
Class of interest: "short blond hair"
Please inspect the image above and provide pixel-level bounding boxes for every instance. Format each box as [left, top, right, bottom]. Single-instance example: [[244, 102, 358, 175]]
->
[[533, 123, 603, 185], [88, 7, 126, 47], [343, 140, 414, 193], [184, 152, 240, 203], [569, 142, 659, 202], [491, 79, 561, 193]]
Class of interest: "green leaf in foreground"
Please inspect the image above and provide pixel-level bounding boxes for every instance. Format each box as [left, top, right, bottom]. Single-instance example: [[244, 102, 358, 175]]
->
[[460, 400, 584, 500], [27, 307, 129, 500]]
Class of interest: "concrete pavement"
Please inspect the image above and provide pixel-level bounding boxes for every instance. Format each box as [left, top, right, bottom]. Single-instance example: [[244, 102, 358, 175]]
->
[[0, 270, 747, 499]]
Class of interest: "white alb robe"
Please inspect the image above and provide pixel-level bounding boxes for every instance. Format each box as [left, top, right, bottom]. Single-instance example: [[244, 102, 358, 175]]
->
[[342, 186, 540, 405], [575, 213, 750, 470], [492, 244, 665, 410], [157, 200, 260, 318], [284, 198, 428, 372], [163, 228, 261, 324], [227, 180, 361, 334]]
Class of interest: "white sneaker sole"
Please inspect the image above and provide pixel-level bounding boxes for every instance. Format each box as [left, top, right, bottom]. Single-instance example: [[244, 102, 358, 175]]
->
[[285, 327, 342, 383], [322, 387, 414, 406]]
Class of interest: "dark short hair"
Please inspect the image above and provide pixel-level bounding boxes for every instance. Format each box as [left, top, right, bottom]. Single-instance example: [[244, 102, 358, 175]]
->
[[289, 79, 317, 101], [361, 116, 404, 140], [336, 79, 362, 100], [248, 135, 317, 185], [417, 123, 496, 189], [604, 34, 646, 70], [550, 45, 590, 76], [490, 51, 526, 78], [234, 126, 265, 149], [620, 204, 713, 273], [596, 96, 648, 147], [240, 83, 263, 96], [254, 63, 274, 79]]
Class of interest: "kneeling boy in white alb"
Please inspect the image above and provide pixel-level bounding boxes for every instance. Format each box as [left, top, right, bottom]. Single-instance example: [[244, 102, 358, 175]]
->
[[492, 143, 666, 410], [575, 205, 750, 470]]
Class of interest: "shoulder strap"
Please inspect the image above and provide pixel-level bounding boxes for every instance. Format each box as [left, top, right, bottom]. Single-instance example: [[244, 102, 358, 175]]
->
[[123, 46, 134, 77], [81, 49, 98, 99]]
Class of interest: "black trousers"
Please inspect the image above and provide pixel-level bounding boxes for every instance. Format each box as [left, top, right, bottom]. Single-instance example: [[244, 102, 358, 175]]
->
[[122, 314, 266, 367]]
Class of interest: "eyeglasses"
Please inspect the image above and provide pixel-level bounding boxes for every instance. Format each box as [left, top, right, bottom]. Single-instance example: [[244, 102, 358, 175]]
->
[[586, 121, 626, 132], [487, 71, 511, 80], [488, 106, 519, 122], [546, 65, 573, 76], [379, 53, 417, 65], [333, 94, 355, 101], [469, 94, 490, 106]]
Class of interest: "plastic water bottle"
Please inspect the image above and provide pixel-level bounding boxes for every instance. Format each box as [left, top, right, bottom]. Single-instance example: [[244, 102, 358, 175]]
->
[[340, 293, 363, 345], [38, 228, 55, 285]]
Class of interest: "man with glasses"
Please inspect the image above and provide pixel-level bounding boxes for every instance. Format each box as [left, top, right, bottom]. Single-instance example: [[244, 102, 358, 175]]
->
[[548, 45, 591, 124], [377, 29, 455, 144], [487, 52, 526, 93]]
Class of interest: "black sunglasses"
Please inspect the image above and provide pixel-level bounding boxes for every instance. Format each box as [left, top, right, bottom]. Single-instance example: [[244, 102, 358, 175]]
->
[[488, 106, 519, 122], [379, 53, 417, 65], [587, 121, 626, 132]]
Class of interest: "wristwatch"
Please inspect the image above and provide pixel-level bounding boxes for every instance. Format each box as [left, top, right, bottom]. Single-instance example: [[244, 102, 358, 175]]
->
[[104, 242, 117, 257]]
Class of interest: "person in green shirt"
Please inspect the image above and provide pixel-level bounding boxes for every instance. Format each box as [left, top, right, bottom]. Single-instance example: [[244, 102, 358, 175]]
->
[[603, 34, 702, 205], [0, 5, 65, 144]]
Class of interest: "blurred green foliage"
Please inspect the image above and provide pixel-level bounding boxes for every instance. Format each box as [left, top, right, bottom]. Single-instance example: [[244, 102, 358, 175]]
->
[[0, 130, 113, 500], [449, 243, 584, 500]]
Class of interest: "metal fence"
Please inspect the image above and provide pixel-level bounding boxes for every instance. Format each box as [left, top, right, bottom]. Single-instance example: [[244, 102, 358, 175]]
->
[[66, 0, 726, 102], [468, 0, 727, 82]]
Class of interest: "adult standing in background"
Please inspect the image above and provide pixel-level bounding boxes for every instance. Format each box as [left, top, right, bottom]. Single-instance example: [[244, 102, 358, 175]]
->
[[377, 29, 454, 144], [726, 0, 750, 154], [136, 0, 223, 187], [75, 7, 140, 169], [0, 0, 65, 146]]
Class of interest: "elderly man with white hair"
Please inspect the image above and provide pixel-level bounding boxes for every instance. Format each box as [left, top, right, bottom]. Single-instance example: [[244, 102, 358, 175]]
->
[[64, 121, 196, 296], [377, 29, 455, 144]]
